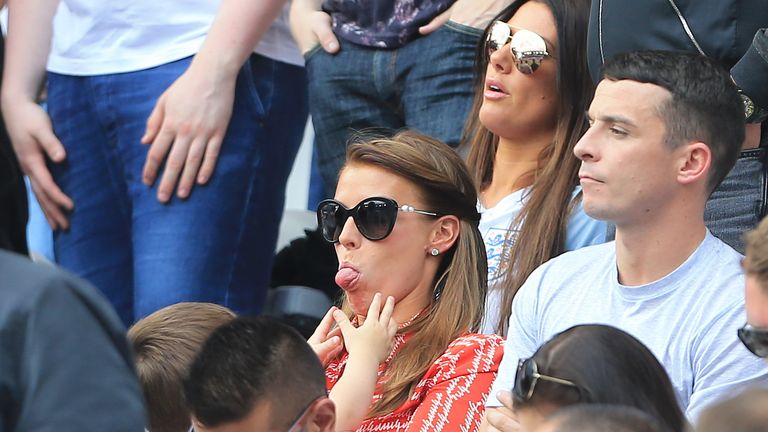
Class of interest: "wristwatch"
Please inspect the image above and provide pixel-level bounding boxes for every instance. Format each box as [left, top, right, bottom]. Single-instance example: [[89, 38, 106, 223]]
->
[[739, 90, 768, 124]]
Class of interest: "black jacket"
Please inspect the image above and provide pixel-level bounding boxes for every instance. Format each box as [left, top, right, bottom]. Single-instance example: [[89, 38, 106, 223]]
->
[[587, 0, 768, 108]]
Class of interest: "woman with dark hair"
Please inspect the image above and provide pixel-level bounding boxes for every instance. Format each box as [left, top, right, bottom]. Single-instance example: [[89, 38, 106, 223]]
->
[[509, 325, 686, 432], [464, 0, 606, 335], [309, 131, 504, 431]]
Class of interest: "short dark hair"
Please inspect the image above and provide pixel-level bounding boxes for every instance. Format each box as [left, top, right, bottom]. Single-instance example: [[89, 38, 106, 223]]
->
[[548, 404, 668, 432], [601, 50, 744, 192], [128, 302, 235, 432], [183, 316, 326, 429], [513, 325, 686, 432]]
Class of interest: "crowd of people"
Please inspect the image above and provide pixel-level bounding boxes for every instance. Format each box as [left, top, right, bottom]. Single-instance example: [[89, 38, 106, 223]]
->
[[1, 0, 768, 431]]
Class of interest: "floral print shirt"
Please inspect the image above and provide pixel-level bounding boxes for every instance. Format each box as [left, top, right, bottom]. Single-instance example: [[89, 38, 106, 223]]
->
[[322, 0, 456, 48]]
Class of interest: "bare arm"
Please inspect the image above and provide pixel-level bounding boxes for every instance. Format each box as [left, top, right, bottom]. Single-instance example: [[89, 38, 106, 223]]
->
[[1, 0, 74, 230], [141, 0, 288, 202], [330, 294, 397, 431]]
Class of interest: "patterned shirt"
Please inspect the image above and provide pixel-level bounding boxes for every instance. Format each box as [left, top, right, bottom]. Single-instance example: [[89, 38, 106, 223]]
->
[[326, 332, 504, 432], [322, 0, 456, 48]]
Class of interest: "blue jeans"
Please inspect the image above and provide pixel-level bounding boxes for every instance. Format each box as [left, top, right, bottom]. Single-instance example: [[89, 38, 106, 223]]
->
[[306, 21, 482, 194], [705, 146, 766, 254], [47, 54, 308, 325]]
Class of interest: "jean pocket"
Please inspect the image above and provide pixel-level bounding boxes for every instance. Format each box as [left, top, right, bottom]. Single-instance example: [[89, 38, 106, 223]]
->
[[444, 20, 485, 38], [238, 55, 276, 122]]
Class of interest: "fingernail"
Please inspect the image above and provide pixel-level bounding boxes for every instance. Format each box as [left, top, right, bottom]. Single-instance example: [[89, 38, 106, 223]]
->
[[328, 41, 338, 51], [158, 191, 169, 202], [178, 188, 188, 197], [197, 175, 207, 184], [331, 336, 339, 344]]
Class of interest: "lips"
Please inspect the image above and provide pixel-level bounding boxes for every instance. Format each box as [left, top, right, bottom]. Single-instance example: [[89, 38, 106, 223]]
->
[[485, 77, 509, 95], [579, 173, 603, 184]]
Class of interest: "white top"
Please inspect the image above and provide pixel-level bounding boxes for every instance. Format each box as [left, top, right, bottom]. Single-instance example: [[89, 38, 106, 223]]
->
[[478, 188, 607, 334], [486, 231, 768, 420], [48, 0, 302, 75], [254, 4, 304, 67]]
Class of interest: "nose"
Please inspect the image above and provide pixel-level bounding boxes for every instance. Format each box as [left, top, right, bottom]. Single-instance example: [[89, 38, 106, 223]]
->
[[489, 45, 515, 74], [336, 215, 361, 250], [574, 125, 598, 162]]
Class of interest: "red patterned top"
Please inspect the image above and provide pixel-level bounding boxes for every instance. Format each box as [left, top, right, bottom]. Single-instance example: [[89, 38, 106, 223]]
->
[[325, 332, 505, 432]]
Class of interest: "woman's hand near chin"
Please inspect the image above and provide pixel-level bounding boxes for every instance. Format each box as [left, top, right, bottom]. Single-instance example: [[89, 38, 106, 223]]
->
[[309, 306, 345, 367], [334, 293, 398, 364]]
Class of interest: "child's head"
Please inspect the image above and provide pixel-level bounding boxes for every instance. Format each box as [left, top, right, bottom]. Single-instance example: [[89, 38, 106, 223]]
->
[[128, 302, 235, 432]]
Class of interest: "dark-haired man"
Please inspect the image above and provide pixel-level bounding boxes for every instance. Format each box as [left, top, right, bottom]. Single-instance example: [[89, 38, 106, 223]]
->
[[183, 316, 335, 432], [481, 50, 768, 431]]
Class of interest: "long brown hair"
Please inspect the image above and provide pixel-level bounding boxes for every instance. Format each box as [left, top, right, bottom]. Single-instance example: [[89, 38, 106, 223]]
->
[[464, 0, 593, 334], [339, 130, 487, 418]]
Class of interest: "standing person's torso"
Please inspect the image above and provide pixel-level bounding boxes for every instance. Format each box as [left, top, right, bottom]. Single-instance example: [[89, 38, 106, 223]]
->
[[322, 0, 456, 48], [48, 0, 302, 76], [587, 0, 768, 82]]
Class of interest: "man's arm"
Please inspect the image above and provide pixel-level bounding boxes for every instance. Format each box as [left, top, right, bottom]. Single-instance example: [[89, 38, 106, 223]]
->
[[141, 0, 288, 202], [289, 0, 340, 54], [1, 0, 73, 230], [731, 29, 768, 150]]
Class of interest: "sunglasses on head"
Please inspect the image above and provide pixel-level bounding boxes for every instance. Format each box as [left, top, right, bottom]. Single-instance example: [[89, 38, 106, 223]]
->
[[486, 20, 553, 74], [316, 197, 441, 243], [513, 358, 585, 401], [738, 323, 768, 358]]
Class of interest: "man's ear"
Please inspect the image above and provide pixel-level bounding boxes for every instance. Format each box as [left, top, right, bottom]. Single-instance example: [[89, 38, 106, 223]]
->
[[428, 215, 461, 256], [306, 398, 336, 432], [677, 141, 711, 187]]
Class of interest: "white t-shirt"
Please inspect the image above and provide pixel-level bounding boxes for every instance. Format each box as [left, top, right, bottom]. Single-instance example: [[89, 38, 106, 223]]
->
[[478, 188, 607, 334], [486, 231, 768, 420], [48, 0, 302, 75]]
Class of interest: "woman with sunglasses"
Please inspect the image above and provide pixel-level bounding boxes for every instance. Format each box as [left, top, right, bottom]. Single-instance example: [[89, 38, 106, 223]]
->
[[464, 0, 606, 335], [310, 130, 504, 432], [505, 325, 686, 432]]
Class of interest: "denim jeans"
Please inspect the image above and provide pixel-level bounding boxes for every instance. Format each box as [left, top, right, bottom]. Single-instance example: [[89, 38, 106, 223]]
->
[[47, 54, 308, 325], [705, 146, 766, 254], [306, 21, 482, 194]]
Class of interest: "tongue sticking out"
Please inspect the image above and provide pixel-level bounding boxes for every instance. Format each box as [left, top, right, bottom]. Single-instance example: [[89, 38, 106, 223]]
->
[[335, 267, 361, 290]]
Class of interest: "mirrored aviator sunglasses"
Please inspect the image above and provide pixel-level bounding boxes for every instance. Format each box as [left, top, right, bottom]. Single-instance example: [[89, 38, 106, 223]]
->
[[316, 197, 440, 243], [738, 323, 768, 358], [513, 358, 586, 401], [486, 20, 552, 74]]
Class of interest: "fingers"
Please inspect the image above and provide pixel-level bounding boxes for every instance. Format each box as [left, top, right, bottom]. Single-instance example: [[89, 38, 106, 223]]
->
[[379, 295, 395, 326], [366, 292, 382, 321], [313, 12, 340, 53], [141, 98, 164, 145], [36, 126, 66, 163], [309, 306, 338, 343], [197, 134, 223, 184], [497, 390, 515, 411], [177, 135, 207, 199], [26, 157, 73, 231], [142, 125, 174, 187], [332, 308, 354, 337], [312, 335, 343, 360], [155, 133, 192, 202], [485, 404, 521, 432], [418, 6, 452, 35]]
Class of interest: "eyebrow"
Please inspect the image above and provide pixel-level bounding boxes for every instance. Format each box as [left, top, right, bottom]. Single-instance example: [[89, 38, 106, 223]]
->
[[585, 111, 638, 129]]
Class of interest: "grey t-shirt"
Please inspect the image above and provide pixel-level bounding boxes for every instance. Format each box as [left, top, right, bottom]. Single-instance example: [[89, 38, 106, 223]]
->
[[487, 231, 768, 420], [0, 251, 146, 432]]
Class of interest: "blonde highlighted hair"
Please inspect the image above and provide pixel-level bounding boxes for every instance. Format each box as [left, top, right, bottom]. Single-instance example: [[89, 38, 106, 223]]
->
[[744, 216, 768, 289], [339, 130, 487, 418]]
